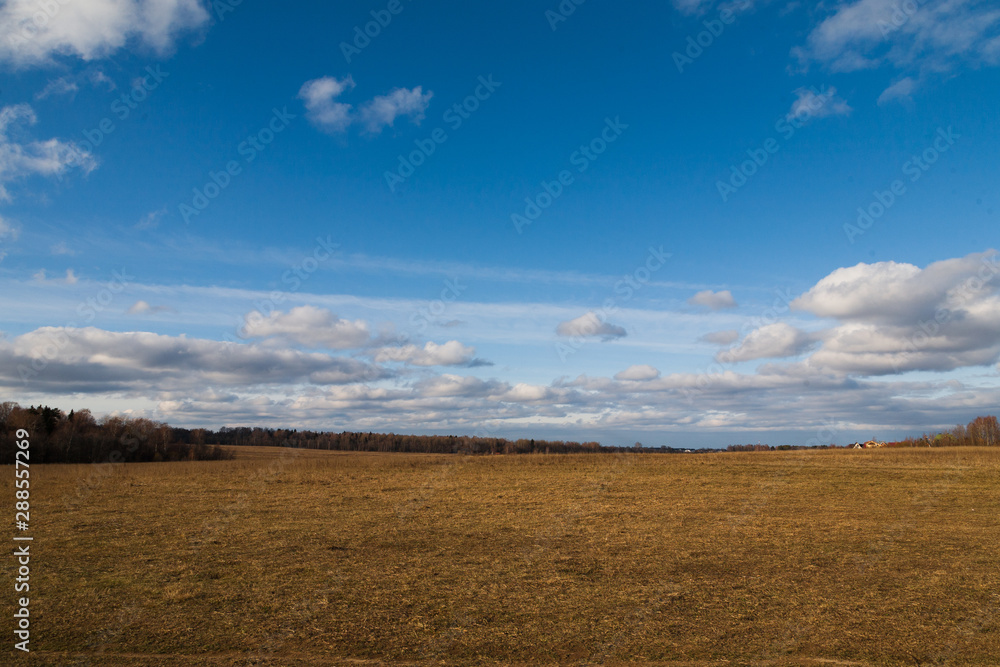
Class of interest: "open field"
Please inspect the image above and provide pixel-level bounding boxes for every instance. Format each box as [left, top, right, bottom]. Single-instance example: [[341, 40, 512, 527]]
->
[[5, 446, 1000, 666]]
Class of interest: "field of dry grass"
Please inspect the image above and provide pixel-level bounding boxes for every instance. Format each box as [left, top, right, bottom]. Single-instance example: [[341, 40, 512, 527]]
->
[[4, 446, 1000, 666]]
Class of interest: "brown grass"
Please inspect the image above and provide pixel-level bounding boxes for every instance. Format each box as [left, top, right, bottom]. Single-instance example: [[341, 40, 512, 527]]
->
[[4, 446, 1000, 666]]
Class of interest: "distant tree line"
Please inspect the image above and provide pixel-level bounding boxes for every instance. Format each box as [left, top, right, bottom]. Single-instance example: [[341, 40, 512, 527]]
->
[[0, 402, 647, 462], [6, 402, 996, 464], [0, 403, 231, 464], [188, 426, 616, 455], [724, 415, 1000, 451], [890, 415, 1000, 448]]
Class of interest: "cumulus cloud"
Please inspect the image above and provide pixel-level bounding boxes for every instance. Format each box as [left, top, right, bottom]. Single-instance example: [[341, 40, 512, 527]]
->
[[502, 383, 554, 403], [0, 0, 210, 67], [556, 312, 627, 339], [241, 306, 372, 349], [0, 104, 96, 200], [299, 78, 434, 136], [700, 329, 740, 345], [786, 86, 852, 121], [719, 323, 814, 363], [5, 251, 1000, 440], [792, 250, 1000, 375], [373, 340, 479, 367], [298, 76, 356, 134], [792, 252, 999, 326], [688, 289, 737, 310], [359, 86, 433, 134], [793, 0, 1000, 74], [614, 365, 661, 381]]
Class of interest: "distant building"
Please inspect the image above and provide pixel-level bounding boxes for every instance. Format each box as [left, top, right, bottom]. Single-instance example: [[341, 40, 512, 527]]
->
[[849, 440, 886, 449], [850, 440, 886, 449]]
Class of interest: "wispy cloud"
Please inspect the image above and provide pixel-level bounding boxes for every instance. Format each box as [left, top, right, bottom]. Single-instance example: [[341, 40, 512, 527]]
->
[[786, 86, 852, 121], [32, 268, 78, 285], [0, 215, 19, 240], [50, 241, 75, 256], [136, 208, 167, 230], [793, 0, 1000, 75], [35, 77, 79, 100], [877, 76, 917, 105], [0, 104, 96, 201]]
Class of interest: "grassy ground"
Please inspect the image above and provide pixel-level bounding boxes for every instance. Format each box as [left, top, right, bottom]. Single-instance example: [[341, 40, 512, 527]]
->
[[4, 446, 1000, 666]]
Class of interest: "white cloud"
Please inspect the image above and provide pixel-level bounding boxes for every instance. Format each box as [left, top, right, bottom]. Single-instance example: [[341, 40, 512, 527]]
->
[[298, 76, 355, 134], [0, 326, 388, 392], [127, 300, 171, 315], [502, 383, 553, 403], [0, 104, 96, 200], [4, 251, 1000, 441], [793, 0, 1000, 74], [700, 329, 740, 345], [719, 323, 814, 363], [359, 86, 433, 134], [791, 253, 998, 326], [0, 0, 210, 67], [128, 300, 153, 314], [877, 76, 917, 105], [299, 78, 433, 136], [35, 77, 78, 100], [792, 250, 1000, 375], [373, 340, 477, 367], [241, 306, 371, 349], [88, 69, 116, 91], [415, 374, 500, 398], [688, 289, 738, 310], [614, 365, 661, 381], [786, 86, 852, 121], [556, 312, 627, 339]]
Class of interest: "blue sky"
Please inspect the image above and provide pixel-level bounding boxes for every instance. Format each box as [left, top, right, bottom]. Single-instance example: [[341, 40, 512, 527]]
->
[[0, 0, 998, 447]]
